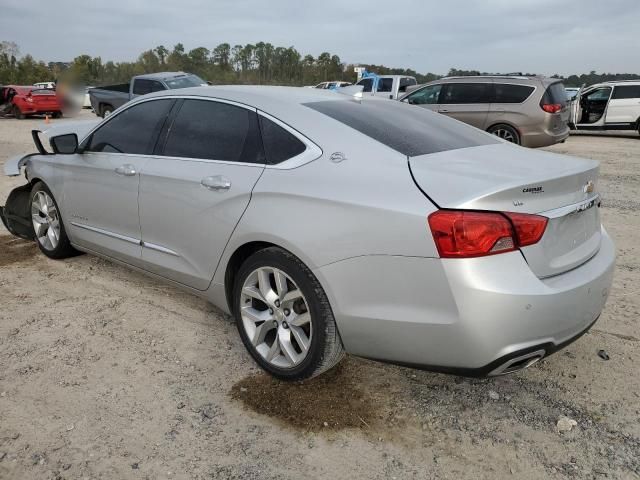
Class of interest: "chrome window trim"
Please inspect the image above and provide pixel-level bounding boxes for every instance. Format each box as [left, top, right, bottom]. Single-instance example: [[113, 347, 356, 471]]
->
[[80, 94, 322, 169], [411, 81, 537, 106], [257, 110, 323, 170]]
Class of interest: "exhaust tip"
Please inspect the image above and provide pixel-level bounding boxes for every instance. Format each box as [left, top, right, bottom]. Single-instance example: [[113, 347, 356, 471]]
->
[[488, 349, 546, 376]]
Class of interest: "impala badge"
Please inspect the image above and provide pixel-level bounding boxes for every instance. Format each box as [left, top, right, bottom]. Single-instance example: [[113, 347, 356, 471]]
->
[[330, 152, 347, 163]]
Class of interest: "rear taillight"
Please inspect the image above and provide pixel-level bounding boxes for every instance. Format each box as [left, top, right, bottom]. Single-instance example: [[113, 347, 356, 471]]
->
[[428, 210, 547, 258], [503, 212, 548, 247], [541, 103, 562, 113]]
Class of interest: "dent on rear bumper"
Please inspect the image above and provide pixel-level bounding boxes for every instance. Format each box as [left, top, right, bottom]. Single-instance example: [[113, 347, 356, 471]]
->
[[316, 227, 615, 372]]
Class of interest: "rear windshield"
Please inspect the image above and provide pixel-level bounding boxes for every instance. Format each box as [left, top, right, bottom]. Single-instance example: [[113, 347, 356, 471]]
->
[[304, 100, 499, 157], [541, 82, 567, 106], [165, 74, 206, 89]]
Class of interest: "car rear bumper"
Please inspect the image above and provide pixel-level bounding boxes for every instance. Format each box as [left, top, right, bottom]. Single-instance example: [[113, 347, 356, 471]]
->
[[316, 226, 615, 376], [520, 124, 570, 148]]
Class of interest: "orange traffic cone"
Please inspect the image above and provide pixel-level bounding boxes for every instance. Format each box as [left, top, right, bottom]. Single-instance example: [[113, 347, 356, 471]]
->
[[45, 115, 50, 124]]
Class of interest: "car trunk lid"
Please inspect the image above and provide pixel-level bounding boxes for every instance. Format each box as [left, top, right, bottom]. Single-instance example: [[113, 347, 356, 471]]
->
[[410, 143, 601, 277]]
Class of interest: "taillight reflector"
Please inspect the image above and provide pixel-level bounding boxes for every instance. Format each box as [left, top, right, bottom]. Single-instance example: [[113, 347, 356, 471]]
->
[[428, 210, 547, 258]]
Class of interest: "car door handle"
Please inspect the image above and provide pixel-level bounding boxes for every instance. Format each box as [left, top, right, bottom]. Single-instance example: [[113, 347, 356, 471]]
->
[[115, 164, 137, 176], [438, 109, 450, 113], [201, 175, 231, 191]]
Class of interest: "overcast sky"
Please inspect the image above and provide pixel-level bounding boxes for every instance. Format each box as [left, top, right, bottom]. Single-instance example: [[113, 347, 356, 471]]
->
[[2, 0, 639, 75]]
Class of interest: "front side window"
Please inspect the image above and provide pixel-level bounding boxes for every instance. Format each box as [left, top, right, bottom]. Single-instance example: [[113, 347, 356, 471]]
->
[[440, 83, 492, 104], [407, 84, 442, 105], [494, 84, 535, 103], [612, 85, 640, 100], [585, 88, 612, 102], [259, 116, 306, 164], [85, 99, 174, 154], [357, 78, 374, 93], [377, 78, 393, 93], [162, 99, 263, 163], [132, 79, 166, 95]]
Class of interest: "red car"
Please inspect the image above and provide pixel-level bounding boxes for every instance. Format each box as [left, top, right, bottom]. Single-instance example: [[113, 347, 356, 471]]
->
[[1, 85, 63, 119]]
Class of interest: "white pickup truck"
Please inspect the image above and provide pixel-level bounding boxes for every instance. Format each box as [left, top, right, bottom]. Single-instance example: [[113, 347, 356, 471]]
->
[[354, 75, 417, 100]]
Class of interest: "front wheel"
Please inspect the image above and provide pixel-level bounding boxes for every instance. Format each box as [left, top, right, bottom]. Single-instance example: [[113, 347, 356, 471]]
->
[[13, 106, 25, 120], [487, 124, 520, 145], [30, 182, 80, 259], [233, 247, 344, 381]]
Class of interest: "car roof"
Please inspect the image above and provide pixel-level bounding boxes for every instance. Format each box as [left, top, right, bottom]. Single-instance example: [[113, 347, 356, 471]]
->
[[146, 85, 355, 124]]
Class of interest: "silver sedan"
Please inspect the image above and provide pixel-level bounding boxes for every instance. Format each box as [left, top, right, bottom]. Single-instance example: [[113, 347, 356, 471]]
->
[[1, 86, 615, 380]]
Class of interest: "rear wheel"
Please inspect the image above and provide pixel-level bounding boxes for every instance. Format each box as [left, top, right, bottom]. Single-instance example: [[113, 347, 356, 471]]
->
[[101, 104, 114, 117], [30, 182, 79, 259], [13, 106, 25, 120], [233, 247, 344, 381], [52, 111, 62, 119], [488, 124, 520, 145]]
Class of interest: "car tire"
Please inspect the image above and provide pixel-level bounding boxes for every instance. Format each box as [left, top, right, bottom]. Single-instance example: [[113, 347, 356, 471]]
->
[[52, 111, 62, 119], [233, 247, 345, 381], [30, 182, 80, 260], [13, 106, 25, 120], [101, 105, 114, 118], [487, 124, 520, 145]]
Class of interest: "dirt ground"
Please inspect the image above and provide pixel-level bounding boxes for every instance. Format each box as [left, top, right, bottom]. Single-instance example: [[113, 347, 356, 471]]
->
[[0, 111, 639, 480]]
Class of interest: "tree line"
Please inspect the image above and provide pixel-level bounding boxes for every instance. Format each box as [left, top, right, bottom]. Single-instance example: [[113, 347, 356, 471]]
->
[[2, 40, 639, 88]]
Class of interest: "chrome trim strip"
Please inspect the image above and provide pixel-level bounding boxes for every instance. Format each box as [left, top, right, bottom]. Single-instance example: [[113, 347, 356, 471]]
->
[[541, 194, 600, 219], [142, 241, 179, 256], [70, 222, 140, 244]]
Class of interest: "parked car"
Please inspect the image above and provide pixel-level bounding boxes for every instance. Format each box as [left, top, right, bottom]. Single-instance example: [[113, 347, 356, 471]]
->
[[569, 80, 640, 134], [33, 81, 56, 89], [565, 87, 580, 101], [0, 85, 63, 119], [1, 86, 614, 381], [399, 76, 570, 148], [355, 75, 417, 99], [89, 72, 207, 117]]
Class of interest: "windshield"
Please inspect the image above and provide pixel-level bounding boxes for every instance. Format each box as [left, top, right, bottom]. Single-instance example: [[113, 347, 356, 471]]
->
[[164, 74, 207, 89]]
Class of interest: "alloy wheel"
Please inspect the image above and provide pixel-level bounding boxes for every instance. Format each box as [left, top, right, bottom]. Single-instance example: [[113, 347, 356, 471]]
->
[[240, 267, 312, 369], [492, 128, 517, 143], [31, 191, 60, 250]]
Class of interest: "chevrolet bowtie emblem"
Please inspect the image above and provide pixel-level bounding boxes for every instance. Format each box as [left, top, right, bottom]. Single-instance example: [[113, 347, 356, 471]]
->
[[584, 180, 595, 194]]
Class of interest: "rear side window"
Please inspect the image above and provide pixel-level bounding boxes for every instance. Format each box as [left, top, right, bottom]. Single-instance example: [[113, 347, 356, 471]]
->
[[85, 99, 174, 154], [540, 82, 567, 107], [399, 77, 417, 93], [358, 78, 374, 93], [259, 116, 306, 164], [304, 100, 499, 157], [440, 83, 492, 104], [612, 85, 640, 99], [163, 99, 263, 163], [494, 84, 535, 103], [132, 79, 165, 95], [377, 78, 393, 93]]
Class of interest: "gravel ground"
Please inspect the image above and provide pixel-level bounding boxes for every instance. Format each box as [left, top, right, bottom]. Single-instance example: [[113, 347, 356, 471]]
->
[[0, 112, 639, 480]]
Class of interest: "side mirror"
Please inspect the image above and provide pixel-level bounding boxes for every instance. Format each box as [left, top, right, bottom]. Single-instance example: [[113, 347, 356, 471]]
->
[[50, 133, 78, 154]]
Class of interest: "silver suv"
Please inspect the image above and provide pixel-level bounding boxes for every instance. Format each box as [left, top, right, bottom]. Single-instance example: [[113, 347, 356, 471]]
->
[[399, 76, 570, 148]]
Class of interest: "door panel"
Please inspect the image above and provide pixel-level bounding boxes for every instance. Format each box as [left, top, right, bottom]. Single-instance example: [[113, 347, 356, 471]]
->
[[137, 98, 266, 290], [61, 97, 175, 263], [438, 83, 492, 129], [138, 159, 264, 289], [60, 152, 147, 263]]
